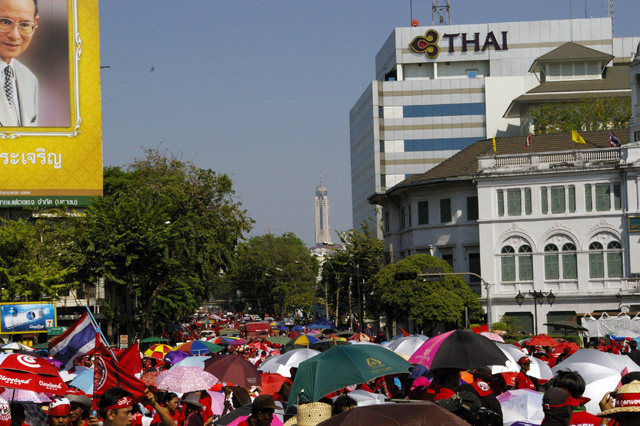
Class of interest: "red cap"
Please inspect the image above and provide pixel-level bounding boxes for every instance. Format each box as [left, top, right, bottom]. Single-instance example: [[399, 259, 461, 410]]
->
[[517, 357, 532, 365], [49, 398, 71, 416]]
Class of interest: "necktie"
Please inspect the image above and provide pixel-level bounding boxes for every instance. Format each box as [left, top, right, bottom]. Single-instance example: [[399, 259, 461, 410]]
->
[[3, 67, 20, 126]]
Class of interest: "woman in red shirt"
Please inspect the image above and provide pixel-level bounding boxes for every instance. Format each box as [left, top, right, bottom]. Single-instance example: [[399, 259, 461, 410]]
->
[[152, 393, 184, 426]]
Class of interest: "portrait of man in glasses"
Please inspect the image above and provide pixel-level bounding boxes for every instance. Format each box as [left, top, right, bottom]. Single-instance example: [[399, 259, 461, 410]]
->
[[0, 0, 39, 127]]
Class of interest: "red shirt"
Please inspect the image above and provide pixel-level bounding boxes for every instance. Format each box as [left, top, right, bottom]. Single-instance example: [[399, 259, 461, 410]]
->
[[570, 409, 600, 426], [152, 409, 185, 426], [514, 372, 536, 390]]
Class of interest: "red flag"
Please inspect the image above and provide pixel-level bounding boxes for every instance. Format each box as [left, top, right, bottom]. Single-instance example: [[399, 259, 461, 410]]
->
[[93, 334, 147, 409], [116, 342, 143, 376], [472, 326, 481, 334], [399, 328, 410, 337], [480, 324, 489, 333]]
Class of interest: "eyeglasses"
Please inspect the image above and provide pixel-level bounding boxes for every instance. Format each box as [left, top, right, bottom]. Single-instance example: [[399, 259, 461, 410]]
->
[[0, 17, 37, 37]]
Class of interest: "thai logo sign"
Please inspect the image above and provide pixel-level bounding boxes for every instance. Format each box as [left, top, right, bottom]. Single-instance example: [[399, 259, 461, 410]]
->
[[0, 302, 56, 334], [0, 0, 102, 208], [410, 29, 508, 58]]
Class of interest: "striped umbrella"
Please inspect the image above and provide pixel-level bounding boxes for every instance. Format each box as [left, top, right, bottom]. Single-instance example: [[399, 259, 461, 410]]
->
[[176, 340, 222, 355]]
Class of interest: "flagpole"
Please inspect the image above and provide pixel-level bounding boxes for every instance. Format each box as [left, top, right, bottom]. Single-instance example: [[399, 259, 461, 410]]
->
[[85, 305, 117, 361]]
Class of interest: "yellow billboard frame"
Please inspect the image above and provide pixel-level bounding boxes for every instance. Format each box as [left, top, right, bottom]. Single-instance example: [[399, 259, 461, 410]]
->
[[0, 0, 102, 208]]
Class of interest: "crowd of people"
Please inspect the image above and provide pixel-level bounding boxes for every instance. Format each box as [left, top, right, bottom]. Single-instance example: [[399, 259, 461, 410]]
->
[[5, 310, 640, 426]]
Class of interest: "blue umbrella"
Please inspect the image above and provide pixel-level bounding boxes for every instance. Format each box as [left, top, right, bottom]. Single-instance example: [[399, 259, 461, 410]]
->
[[69, 369, 93, 394], [307, 317, 337, 330], [174, 356, 212, 368], [292, 325, 304, 332]]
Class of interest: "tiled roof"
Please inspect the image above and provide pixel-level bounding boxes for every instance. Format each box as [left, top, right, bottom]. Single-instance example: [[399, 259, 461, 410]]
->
[[390, 129, 631, 192]]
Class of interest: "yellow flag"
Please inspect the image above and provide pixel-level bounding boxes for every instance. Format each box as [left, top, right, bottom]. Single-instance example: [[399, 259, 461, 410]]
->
[[572, 130, 586, 144], [492, 137, 497, 153]]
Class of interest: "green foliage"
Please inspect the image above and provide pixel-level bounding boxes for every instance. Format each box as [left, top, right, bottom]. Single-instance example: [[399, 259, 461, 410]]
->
[[530, 96, 630, 134], [491, 322, 507, 331], [224, 232, 319, 318], [369, 254, 483, 331], [320, 223, 386, 325], [0, 218, 77, 302], [66, 148, 253, 337]]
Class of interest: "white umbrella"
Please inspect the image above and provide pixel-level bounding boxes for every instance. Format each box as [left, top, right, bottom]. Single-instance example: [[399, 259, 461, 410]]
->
[[258, 354, 292, 377], [611, 330, 639, 339], [331, 390, 392, 407], [551, 349, 640, 415], [0, 342, 34, 352], [497, 389, 544, 426], [493, 344, 553, 380], [382, 336, 428, 357], [174, 355, 211, 368], [274, 348, 321, 369]]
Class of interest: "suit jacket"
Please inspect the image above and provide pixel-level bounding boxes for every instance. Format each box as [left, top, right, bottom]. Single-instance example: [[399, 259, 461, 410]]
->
[[0, 60, 38, 127]]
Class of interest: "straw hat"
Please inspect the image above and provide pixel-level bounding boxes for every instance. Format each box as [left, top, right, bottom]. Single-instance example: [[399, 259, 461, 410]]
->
[[597, 380, 640, 417], [283, 402, 332, 426]]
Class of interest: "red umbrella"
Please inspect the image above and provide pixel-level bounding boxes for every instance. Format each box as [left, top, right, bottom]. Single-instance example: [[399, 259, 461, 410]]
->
[[0, 354, 67, 395], [203, 355, 261, 387], [249, 342, 269, 352], [349, 333, 372, 342], [527, 334, 560, 347], [550, 342, 580, 356], [259, 373, 291, 397]]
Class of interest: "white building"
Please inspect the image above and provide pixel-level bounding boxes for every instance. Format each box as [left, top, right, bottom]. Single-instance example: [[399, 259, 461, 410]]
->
[[351, 17, 640, 238], [315, 185, 331, 246], [631, 42, 640, 143], [370, 129, 640, 335]]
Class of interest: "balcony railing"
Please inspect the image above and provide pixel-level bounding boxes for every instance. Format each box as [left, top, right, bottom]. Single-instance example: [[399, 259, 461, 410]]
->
[[479, 147, 621, 172]]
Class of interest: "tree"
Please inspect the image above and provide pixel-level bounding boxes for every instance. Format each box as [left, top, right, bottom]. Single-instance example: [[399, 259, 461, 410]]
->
[[222, 232, 319, 320], [369, 254, 483, 334], [0, 218, 77, 302], [530, 96, 631, 134], [320, 223, 386, 328], [66, 148, 253, 339]]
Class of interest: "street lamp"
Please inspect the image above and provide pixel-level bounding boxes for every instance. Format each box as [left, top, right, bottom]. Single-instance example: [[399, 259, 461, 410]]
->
[[346, 257, 362, 331], [515, 290, 555, 335]]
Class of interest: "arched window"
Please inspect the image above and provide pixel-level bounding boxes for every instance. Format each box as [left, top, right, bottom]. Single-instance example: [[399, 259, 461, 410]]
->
[[544, 244, 559, 280], [519, 245, 533, 281], [589, 242, 604, 278], [562, 243, 577, 279], [501, 246, 515, 282], [607, 241, 623, 278], [501, 244, 533, 282]]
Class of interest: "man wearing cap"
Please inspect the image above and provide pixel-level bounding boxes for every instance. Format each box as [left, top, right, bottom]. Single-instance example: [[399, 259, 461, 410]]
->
[[66, 389, 98, 426], [597, 380, 640, 426], [237, 394, 277, 426], [515, 357, 538, 390], [47, 398, 71, 426], [541, 387, 582, 426]]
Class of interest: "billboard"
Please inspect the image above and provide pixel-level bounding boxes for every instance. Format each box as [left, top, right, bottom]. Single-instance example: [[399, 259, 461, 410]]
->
[[0, 301, 56, 334], [0, 0, 102, 208]]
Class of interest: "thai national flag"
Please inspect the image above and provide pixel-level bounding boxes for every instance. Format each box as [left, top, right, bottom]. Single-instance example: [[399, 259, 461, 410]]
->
[[48, 312, 97, 369], [609, 131, 620, 147], [525, 134, 531, 149]]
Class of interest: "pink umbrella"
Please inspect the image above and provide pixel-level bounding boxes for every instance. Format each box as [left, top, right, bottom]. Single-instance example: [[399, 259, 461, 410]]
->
[[205, 390, 226, 415], [2, 389, 51, 403], [480, 332, 505, 343], [156, 366, 219, 393]]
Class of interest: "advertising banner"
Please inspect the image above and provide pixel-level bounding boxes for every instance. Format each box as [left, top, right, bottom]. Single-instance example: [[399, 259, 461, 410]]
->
[[0, 302, 56, 334], [0, 0, 102, 208]]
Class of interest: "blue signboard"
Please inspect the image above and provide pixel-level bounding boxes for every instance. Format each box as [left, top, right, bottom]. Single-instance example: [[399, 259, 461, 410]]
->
[[0, 302, 56, 334]]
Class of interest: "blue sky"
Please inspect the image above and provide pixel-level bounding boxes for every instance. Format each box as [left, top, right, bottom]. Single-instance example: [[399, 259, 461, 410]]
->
[[98, 1, 638, 247]]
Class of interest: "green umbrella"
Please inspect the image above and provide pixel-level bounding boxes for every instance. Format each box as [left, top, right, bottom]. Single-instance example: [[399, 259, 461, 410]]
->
[[266, 336, 291, 345], [200, 341, 223, 353], [139, 337, 169, 344], [286, 344, 413, 409]]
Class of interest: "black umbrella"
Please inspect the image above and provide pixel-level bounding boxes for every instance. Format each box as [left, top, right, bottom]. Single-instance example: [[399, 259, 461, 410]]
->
[[308, 339, 350, 352], [543, 320, 588, 338], [316, 402, 470, 426]]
